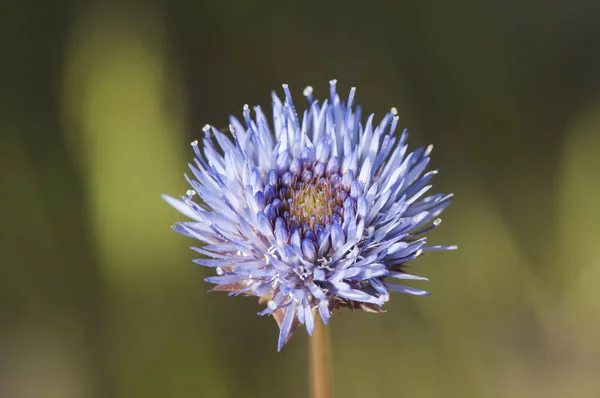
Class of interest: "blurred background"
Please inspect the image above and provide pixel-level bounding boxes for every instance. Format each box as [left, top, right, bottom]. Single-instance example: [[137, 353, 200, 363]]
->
[[2, 0, 600, 397]]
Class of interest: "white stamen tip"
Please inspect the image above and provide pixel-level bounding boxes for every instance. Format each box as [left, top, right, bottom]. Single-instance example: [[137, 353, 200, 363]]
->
[[390, 107, 398, 115], [267, 300, 277, 309], [191, 140, 198, 146], [243, 104, 249, 110], [282, 83, 288, 89], [228, 124, 236, 136], [186, 189, 196, 196], [303, 86, 313, 96], [393, 115, 400, 121], [216, 267, 223, 275], [329, 79, 337, 85], [433, 218, 442, 226], [202, 124, 211, 132]]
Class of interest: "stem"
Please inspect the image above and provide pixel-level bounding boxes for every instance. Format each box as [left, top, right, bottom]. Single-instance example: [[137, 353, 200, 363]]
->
[[309, 317, 332, 398]]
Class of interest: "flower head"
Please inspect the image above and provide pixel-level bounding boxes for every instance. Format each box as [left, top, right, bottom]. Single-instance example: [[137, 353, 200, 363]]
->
[[163, 81, 456, 350]]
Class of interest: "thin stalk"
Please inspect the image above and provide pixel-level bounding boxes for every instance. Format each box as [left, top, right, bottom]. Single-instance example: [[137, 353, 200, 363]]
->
[[309, 317, 332, 398]]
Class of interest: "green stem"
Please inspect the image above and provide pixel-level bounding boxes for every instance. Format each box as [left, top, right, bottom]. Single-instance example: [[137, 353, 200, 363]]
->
[[309, 317, 332, 398]]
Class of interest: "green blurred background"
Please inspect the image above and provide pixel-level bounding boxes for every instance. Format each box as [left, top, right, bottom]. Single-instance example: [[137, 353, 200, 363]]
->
[[2, 1, 600, 397]]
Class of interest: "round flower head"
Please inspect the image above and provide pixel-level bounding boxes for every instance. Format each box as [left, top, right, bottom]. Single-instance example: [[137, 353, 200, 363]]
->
[[163, 81, 456, 351]]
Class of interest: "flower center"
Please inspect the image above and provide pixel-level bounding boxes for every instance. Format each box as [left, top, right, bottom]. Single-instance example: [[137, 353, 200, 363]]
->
[[274, 162, 352, 233], [289, 182, 334, 226]]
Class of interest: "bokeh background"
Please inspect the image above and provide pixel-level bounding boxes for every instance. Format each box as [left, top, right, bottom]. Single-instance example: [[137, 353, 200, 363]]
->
[[2, 1, 600, 397]]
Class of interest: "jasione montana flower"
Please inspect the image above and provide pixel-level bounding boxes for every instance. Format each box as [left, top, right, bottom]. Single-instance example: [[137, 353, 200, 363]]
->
[[163, 81, 456, 351]]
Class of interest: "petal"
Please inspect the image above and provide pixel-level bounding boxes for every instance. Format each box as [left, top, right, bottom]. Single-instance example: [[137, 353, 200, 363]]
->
[[304, 303, 315, 336], [277, 301, 297, 351], [162, 194, 202, 221], [386, 284, 430, 296]]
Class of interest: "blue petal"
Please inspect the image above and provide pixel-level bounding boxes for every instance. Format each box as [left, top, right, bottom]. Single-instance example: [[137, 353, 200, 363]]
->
[[319, 306, 330, 324], [326, 156, 340, 175], [334, 287, 383, 305], [387, 272, 428, 281], [316, 138, 330, 162], [205, 275, 247, 285], [275, 217, 289, 246], [422, 244, 458, 251], [330, 224, 345, 251], [276, 149, 291, 173], [289, 158, 302, 176], [162, 194, 202, 221], [313, 267, 326, 281], [301, 239, 317, 261], [387, 284, 430, 296], [277, 301, 297, 351], [304, 303, 315, 336]]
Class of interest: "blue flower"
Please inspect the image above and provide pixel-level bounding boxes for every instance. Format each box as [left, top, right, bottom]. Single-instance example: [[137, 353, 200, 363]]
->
[[163, 81, 456, 351]]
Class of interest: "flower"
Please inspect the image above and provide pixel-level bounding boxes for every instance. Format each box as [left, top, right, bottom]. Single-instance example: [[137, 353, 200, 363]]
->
[[163, 80, 456, 351]]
